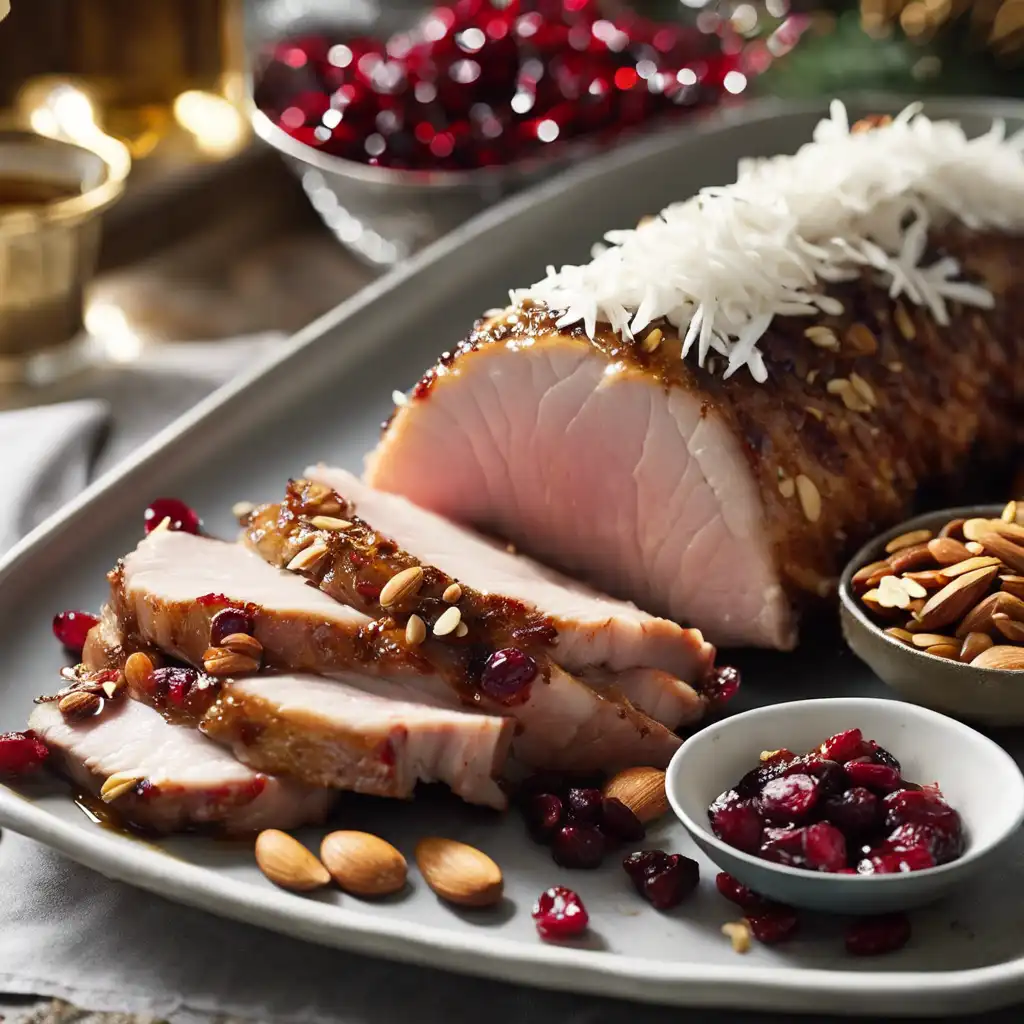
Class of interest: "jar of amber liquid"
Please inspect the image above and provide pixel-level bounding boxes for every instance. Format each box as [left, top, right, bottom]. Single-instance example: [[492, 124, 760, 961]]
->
[[1, 0, 248, 161]]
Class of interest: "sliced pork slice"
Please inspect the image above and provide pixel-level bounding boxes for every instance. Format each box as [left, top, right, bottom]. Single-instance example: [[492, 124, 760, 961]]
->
[[242, 473, 706, 730], [84, 612, 513, 808], [201, 673, 512, 809], [366, 230, 1024, 649], [30, 699, 332, 834], [112, 532, 682, 770]]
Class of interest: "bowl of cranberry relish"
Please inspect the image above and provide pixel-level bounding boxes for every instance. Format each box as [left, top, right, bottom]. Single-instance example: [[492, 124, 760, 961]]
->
[[666, 698, 1024, 914], [249, 0, 741, 263]]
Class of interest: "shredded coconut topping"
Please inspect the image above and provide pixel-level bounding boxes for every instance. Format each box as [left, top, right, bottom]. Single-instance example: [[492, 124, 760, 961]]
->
[[516, 101, 1024, 382]]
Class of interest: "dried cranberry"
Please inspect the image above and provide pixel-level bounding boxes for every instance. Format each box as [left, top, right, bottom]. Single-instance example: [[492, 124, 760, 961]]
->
[[823, 787, 880, 838], [210, 607, 254, 646], [701, 665, 740, 707], [746, 906, 799, 944], [882, 789, 963, 864], [886, 822, 954, 866], [0, 731, 49, 775], [857, 845, 934, 875], [845, 913, 911, 956], [479, 647, 537, 704], [783, 756, 846, 797], [532, 886, 588, 940], [600, 797, 645, 841], [868, 744, 902, 773], [801, 822, 847, 872], [844, 761, 901, 793], [552, 824, 605, 869], [143, 497, 201, 535], [735, 755, 796, 798], [757, 774, 820, 825], [524, 793, 563, 842], [715, 872, 769, 911], [639, 853, 699, 910], [52, 610, 99, 654], [819, 728, 865, 763], [759, 828, 807, 868], [565, 786, 602, 825], [623, 849, 666, 884], [708, 789, 763, 853], [149, 666, 200, 706]]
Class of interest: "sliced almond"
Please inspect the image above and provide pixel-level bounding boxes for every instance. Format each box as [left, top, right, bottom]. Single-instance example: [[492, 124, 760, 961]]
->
[[978, 533, 1024, 574], [992, 614, 1024, 644], [938, 518, 966, 540], [962, 518, 999, 542], [926, 644, 960, 660], [379, 566, 425, 608], [432, 606, 462, 637], [884, 627, 914, 644], [902, 569, 949, 590], [959, 632, 994, 663], [442, 583, 463, 604], [851, 559, 893, 593], [100, 771, 144, 803], [970, 646, 1024, 671], [885, 529, 933, 554], [286, 538, 329, 573], [877, 574, 912, 609], [603, 766, 669, 824], [415, 837, 503, 908], [320, 831, 407, 897], [927, 536, 971, 566], [405, 613, 426, 646], [910, 633, 958, 649], [455, 621, 469, 638], [938, 556, 1002, 579], [310, 515, 353, 531], [1000, 576, 1024, 600], [887, 543, 934, 574], [255, 830, 331, 892], [722, 921, 752, 953], [101, 678, 123, 700], [900, 577, 927, 599], [795, 475, 821, 523], [913, 565, 999, 632]]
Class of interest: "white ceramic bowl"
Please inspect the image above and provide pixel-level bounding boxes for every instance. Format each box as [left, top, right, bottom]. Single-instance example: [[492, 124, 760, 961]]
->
[[666, 698, 1024, 915]]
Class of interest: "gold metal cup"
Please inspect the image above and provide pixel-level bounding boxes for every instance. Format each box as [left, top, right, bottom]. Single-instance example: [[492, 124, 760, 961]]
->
[[0, 119, 130, 381]]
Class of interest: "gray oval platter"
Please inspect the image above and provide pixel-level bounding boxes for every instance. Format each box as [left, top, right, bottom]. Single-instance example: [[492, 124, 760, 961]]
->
[[2, 96, 1024, 1017]]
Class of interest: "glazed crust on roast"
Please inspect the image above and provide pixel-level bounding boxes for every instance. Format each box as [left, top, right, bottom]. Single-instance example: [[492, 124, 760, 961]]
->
[[410, 227, 1024, 609]]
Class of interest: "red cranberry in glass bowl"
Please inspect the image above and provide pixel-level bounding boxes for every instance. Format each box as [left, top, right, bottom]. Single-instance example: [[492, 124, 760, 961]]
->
[[666, 698, 1024, 915]]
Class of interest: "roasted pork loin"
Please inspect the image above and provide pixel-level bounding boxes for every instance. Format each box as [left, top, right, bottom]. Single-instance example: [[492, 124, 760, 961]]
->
[[109, 531, 682, 770], [242, 469, 709, 729], [30, 699, 332, 834], [367, 230, 1024, 649]]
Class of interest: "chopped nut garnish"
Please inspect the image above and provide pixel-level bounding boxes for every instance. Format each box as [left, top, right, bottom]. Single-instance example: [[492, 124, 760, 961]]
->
[[286, 539, 329, 573], [641, 327, 663, 353], [455, 621, 469, 638], [844, 322, 878, 355], [804, 326, 839, 351], [100, 772, 144, 803], [442, 583, 463, 604], [722, 921, 751, 954], [778, 477, 796, 499], [894, 302, 916, 340], [433, 606, 462, 637], [380, 566, 425, 608], [310, 515, 353, 531], [405, 614, 427, 646], [795, 474, 821, 523], [848, 372, 876, 407]]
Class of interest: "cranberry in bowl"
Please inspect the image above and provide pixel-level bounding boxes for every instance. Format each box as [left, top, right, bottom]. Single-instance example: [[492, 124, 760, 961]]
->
[[665, 698, 1024, 914]]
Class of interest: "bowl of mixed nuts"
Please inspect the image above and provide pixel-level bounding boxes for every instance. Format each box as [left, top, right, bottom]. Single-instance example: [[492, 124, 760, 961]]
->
[[840, 501, 1024, 725]]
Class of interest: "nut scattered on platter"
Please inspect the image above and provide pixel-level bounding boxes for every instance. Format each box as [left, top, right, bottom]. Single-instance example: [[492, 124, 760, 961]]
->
[[852, 505, 1024, 670]]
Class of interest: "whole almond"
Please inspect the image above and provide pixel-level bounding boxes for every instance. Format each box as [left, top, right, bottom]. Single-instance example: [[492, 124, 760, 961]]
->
[[970, 646, 1024, 671], [603, 766, 669, 824], [885, 529, 933, 554], [124, 651, 154, 691], [979, 534, 1024, 574], [956, 592, 1011, 638], [959, 632, 994, 663], [852, 559, 893, 593], [910, 633, 958, 649], [203, 647, 260, 677], [902, 569, 949, 590], [58, 689, 101, 720], [927, 537, 971, 566], [379, 566, 425, 609], [938, 518, 966, 540], [992, 614, 1024, 644], [887, 544, 934, 575], [415, 837, 503, 907], [913, 565, 999, 632], [220, 633, 264, 660], [926, 644, 959, 660], [1001, 576, 1024, 600], [990, 520, 1024, 544], [963, 518, 1000, 542], [320, 831, 407, 897], [884, 627, 914, 644], [255, 830, 330, 892]]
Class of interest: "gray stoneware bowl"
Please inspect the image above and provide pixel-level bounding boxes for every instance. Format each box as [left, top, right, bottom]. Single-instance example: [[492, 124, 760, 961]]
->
[[667, 698, 1024, 914], [839, 505, 1024, 726]]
